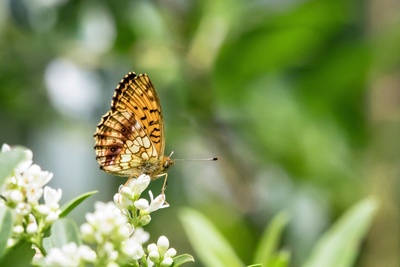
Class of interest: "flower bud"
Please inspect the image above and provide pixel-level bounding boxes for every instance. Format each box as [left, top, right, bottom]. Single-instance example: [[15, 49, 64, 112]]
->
[[148, 250, 160, 263]]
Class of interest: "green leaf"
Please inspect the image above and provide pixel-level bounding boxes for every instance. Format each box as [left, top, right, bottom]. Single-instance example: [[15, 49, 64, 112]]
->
[[303, 197, 379, 267], [0, 146, 28, 187], [0, 206, 13, 259], [247, 264, 263, 267], [42, 237, 52, 254], [269, 250, 290, 267], [59, 190, 97, 218], [47, 218, 81, 251], [171, 254, 195, 267], [179, 208, 243, 267], [253, 211, 290, 265]]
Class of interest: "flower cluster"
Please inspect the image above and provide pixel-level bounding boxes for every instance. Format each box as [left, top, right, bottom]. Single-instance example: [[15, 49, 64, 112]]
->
[[147, 236, 177, 267], [0, 144, 62, 251], [43, 243, 96, 267], [44, 175, 176, 267], [114, 175, 170, 226], [0, 144, 181, 267], [80, 201, 148, 265]]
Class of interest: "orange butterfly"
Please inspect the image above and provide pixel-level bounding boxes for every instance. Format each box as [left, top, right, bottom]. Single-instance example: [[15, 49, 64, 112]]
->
[[94, 72, 217, 191], [94, 72, 174, 186]]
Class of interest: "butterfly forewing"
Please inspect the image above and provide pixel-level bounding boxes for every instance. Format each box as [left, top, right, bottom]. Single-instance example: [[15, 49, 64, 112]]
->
[[94, 72, 172, 178], [111, 73, 165, 156]]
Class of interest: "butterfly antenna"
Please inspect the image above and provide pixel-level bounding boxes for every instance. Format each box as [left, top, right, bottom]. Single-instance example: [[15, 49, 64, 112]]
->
[[168, 151, 218, 161], [173, 157, 218, 161]]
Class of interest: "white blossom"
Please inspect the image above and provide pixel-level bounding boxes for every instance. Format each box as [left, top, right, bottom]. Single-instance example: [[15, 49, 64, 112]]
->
[[145, 192, 169, 213], [147, 236, 176, 267], [44, 243, 96, 267], [134, 198, 149, 210], [44, 186, 62, 210], [0, 144, 62, 251]]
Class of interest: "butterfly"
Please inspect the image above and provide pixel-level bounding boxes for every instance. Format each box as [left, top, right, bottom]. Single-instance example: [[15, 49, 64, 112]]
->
[[93, 72, 174, 190]]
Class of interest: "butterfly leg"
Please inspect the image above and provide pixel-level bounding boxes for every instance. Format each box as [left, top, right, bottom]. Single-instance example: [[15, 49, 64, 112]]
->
[[124, 176, 134, 187], [161, 173, 168, 195]]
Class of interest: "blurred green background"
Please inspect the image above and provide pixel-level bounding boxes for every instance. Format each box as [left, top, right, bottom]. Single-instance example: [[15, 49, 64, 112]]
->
[[0, 0, 399, 266]]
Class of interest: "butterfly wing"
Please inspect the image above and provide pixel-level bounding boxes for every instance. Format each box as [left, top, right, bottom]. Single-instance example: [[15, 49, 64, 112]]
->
[[111, 72, 165, 157], [94, 72, 165, 176]]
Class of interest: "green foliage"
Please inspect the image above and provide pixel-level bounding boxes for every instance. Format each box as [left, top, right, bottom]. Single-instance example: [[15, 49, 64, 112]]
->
[[46, 218, 82, 251], [59, 191, 98, 218], [179, 208, 244, 267], [0, 207, 13, 259], [180, 198, 378, 267], [0, 147, 27, 187], [303, 197, 379, 267], [171, 254, 195, 267], [253, 212, 290, 266]]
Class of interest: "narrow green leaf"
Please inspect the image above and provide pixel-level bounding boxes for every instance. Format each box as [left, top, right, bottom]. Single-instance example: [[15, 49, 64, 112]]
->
[[269, 250, 290, 267], [0, 147, 28, 187], [247, 264, 263, 267], [303, 197, 379, 267], [59, 190, 97, 218], [171, 254, 195, 267], [0, 206, 13, 258], [179, 208, 243, 267], [49, 218, 81, 250], [253, 211, 290, 265]]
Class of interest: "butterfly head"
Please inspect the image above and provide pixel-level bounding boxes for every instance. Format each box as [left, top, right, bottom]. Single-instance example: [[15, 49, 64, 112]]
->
[[162, 156, 175, 172]]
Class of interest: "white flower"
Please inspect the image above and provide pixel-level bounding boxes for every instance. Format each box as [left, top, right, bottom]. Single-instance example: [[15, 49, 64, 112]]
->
[[6, 238, 16, 248], [123, 238, 144, 259], [44, 186, 62, 210], [113, 193, 123, 204], [147, 236, 176, 266], [26, 214, 38, 234], [80, 223, 94, 237], [13, 225, 24, 234], [120, 186, 133, 197], [147, 243, 158, 253], [78, 245, 97, 262], [118, 223, 132, 237], [36, 204, 50, 215], [165, 248, 177, 258], [131, 227, 150, 244], [161, 257, 173, 266], [15, 202, 31, 215], [44, 243, 96, 267], [26, 186, 43, 204], [148, 250, 160, 263], [20, 164, 53, 189], [145, 192, 169, 213], [45, 210, 60, 223], [104, 242, 118, 261], [83, 202, 128, 243], [157, 236, 170, 254], [134, 198, 149, 210], [133, 175, 151, 196], [9, 190, 23, 203]]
